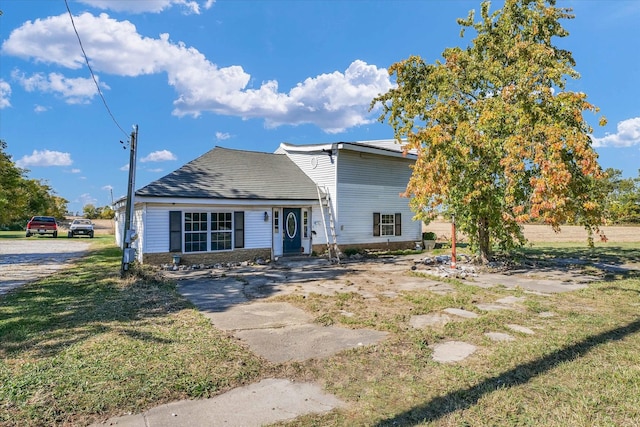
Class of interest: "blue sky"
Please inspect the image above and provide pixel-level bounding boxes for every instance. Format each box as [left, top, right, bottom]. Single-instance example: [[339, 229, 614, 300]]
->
[[1, 0, 639, 214]]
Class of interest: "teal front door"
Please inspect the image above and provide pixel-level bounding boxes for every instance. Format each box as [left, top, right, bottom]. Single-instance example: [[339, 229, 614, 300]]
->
[[283, 208, 301, 255]]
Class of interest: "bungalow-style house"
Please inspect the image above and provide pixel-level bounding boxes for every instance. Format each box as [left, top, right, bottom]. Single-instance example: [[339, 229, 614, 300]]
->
[[114, 140, 421, 265]]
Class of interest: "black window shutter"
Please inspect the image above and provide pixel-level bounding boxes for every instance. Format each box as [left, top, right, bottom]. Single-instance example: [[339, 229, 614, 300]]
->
[[373, 212, 380, 237], [234, 211, 244, 248], [169, 211, 182, 252], [395, 213, 402, 236]]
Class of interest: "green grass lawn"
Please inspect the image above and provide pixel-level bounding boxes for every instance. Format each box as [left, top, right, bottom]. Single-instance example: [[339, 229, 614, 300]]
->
[[1, 240, 639, 426], [0, 242, 264, 426]]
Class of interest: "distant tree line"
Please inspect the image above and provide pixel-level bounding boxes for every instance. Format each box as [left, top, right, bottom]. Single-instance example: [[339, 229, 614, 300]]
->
[[601, 168, 640, 224], [0, 140, 68, 230], [82, 204, 115, 220]]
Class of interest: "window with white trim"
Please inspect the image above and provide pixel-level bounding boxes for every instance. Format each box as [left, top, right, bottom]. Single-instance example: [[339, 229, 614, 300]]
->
[[181, 211, 240, 253], [185, 212, 208, 252], [373, 212, 402, 237], [211, 212, 232, 251], [381, 214, 395, 236], [303, 210, 308, 238]]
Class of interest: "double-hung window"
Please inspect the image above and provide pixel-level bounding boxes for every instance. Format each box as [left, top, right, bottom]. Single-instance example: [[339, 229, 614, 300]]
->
[[211, 212, 232, 251], [373, 212, 402, 237], [380, 214, 396, 236], [185, 212, 208, 252]]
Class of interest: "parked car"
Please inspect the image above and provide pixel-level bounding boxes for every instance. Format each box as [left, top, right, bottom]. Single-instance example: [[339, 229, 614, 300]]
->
[[26, 216, 58, 237], [68, 219, 94, 238]]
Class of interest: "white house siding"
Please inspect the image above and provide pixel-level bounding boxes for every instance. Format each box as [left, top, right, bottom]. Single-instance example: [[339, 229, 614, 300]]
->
[[142, 207, 168, 254], [281, 151, 336, 200], [246, 209, 271, 249], [135, 204, 274, 254], [132, 207, 145, 262], [280, 151, 336, 248], [335, 150, 421, 245], [114, 209, 125, 248]]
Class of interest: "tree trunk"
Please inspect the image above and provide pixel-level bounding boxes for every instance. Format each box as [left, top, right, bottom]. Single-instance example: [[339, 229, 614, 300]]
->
[[478, 217, 490, 264]]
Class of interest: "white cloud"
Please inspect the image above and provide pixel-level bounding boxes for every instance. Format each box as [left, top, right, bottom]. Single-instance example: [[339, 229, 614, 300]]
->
[[215, 131, 231, 140], [102, 185, 113, 191], [591, 117, 640, 148], [146, 168, 164, 173], [120, 163, 130, 171], [0, 79, 11, 109], [16, 150, 73, 167], [12, 70, 104, 104], [69, 168, 82, 173], [1, 13, 393, 133], [34, 104, 49, 113], [141, 149, 177, 162], [78, 0, 213, 14]]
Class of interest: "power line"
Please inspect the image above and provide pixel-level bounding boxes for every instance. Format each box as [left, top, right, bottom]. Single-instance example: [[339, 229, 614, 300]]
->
[[64, 0, 130, 141]]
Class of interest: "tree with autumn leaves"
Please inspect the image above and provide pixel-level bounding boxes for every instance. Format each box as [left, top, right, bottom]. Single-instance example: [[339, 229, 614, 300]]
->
[[373, 0, 607, 263]]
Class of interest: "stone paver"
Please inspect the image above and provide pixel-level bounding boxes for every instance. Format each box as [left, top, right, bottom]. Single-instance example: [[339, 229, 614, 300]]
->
[[506, 324, 536, 335], [410, 313, 452, 328], [431, 341, 477, 363], [91, 379, 345, 427], [476, 303, 515, 312], [443, 308, 479, 318], [485, 332, 516, 342]]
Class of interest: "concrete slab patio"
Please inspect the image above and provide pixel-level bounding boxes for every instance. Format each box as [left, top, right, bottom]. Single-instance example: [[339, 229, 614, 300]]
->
[[91, 378, 345, 427]]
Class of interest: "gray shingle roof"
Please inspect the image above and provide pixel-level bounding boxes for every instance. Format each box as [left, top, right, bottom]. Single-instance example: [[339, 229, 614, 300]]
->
[[136, 146, 319, 200]]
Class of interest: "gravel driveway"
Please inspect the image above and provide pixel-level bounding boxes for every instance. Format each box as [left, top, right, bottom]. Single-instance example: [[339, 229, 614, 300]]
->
[[0, 238, 92, 295]]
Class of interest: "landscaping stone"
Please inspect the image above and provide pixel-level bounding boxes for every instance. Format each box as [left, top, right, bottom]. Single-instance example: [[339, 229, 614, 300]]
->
[[538, 311, 556, 318], [443, 308, 479, 318], [506, 324, 535, 335], [476, 303, 515, 311], [409, 313, 452, 328], [431, 341, 477, 363], [92, 379, 345, 427]]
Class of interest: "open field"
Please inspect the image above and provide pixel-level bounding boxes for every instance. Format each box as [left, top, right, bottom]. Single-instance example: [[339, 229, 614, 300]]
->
[[425, 220, 640, 243], [1, 240, 639, 426]]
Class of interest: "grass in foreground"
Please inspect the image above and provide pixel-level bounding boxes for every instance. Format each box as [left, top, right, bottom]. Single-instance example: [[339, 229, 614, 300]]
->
[[0, 244, 264, 426], [1, 242, 639, 426], [271, 245, 640, 426]]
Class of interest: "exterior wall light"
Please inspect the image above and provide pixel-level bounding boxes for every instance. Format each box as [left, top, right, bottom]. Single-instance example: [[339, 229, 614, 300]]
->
[[264, 211, 269, 222]]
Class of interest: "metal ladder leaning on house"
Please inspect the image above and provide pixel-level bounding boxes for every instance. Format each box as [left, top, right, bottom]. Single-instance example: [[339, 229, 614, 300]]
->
[[316, 185, 340, 263]]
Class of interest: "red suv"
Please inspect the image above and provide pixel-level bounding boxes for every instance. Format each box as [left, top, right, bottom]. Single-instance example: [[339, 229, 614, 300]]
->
[[26, 216, 58, 238]]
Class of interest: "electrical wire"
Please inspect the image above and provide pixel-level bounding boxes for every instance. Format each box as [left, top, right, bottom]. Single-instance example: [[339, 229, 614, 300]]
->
[[64, 0, 130, 142]]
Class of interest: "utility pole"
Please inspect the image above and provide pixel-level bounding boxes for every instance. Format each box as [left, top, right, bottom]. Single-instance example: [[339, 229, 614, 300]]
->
[[121, 125, 138, 276]]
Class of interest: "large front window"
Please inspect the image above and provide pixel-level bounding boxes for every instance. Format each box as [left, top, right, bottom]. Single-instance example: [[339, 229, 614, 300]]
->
[[182, 211, 235, 253], [185, 212, 208, 252], [211, 212, 232, 251]]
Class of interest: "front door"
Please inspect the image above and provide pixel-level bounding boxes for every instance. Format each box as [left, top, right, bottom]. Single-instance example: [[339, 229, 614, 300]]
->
[[283, 208, 301, 255]]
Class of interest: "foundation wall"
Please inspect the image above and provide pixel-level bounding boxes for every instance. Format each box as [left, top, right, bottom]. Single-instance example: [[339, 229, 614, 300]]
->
[[143, 248, 272, 266], [312, 240, 419, 255]]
